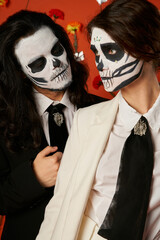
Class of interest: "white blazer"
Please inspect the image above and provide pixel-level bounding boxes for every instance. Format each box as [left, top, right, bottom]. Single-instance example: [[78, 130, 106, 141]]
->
[[36, 93, 120, 240]]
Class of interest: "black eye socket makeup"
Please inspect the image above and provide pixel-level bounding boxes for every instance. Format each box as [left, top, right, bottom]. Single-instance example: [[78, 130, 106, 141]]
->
[[28, 57, 47, 73], [90, 45, 98, 55], [90, 45, 100, 63], [51, 41, 64, 57], [101, 43, 124, 62]]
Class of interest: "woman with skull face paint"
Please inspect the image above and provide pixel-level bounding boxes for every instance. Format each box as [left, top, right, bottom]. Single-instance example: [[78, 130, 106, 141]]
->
[[0, 10, 106, 240], [36, 0, 160, 240]]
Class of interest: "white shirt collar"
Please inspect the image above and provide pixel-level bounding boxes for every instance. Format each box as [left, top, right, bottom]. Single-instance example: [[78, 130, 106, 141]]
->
[[117, 91, 160, 132], [33, 89, 76, 116]]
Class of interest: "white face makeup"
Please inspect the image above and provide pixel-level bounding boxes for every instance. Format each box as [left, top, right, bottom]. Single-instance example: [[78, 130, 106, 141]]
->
[[15, 26, 72, 91], [91, 27, 144, 92]]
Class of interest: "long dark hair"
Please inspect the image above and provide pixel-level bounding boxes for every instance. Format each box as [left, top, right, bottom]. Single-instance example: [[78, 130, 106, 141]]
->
[[87, 0, 160, 70], [0, 10, 89, 152]]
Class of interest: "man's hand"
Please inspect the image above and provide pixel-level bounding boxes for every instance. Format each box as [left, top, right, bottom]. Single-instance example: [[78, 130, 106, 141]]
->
[[33, 146, 62, 187]]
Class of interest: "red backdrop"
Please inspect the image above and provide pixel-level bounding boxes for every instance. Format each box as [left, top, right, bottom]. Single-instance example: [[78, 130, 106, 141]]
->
[[0, 0, 160, 100], [0, 0, 160, 237]]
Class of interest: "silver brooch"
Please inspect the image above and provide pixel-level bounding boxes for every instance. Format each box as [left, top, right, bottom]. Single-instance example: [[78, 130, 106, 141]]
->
[[53, 112, 64, 127], [134, 118, 147, 136]]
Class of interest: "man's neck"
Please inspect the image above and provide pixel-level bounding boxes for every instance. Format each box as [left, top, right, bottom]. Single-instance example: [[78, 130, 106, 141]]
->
[[33, 85, 65, 101]]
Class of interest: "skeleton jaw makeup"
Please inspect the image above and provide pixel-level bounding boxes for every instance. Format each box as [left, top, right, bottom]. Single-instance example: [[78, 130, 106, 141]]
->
[[91, 27, 144, 92], [14, 26, 72, 91]]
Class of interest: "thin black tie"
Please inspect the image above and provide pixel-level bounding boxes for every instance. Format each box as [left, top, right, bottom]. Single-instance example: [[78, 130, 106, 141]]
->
[[47, 103, 68, 152], [98, 116, 154, 240]]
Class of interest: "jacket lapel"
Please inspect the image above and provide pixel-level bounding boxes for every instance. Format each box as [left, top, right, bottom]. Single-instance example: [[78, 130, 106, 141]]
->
[[62, 93, 121, 239]]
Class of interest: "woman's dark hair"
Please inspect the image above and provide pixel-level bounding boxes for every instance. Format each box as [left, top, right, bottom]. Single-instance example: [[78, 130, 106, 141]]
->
[[87, 0, 160, 70], [0, 10, 89, 152]]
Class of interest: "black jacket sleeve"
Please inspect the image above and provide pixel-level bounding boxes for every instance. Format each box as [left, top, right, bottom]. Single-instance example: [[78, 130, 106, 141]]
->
[[0, 139, 49, 215]]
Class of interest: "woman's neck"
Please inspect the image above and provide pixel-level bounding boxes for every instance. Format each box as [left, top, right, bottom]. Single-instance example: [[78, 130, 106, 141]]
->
[[121, 62, 160, 114]]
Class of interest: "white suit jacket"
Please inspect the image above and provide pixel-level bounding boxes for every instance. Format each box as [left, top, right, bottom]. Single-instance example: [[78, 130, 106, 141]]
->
[[36, 92, 120, 240]]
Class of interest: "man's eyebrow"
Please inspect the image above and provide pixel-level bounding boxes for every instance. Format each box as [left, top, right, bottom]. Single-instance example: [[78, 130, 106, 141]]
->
[[28, 55, 42, 65], [28, 57, 45, 66], [51, 39, 59, 50], [28, 40, 59, 65]]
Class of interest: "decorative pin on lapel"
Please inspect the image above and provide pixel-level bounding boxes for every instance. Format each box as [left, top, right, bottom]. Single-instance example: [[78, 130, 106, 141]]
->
[[134, 118, 147, 136], [53, 112, 64, 127]]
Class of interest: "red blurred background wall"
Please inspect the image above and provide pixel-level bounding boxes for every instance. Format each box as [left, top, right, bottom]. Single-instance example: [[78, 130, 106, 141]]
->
[[0, 0, 160, 238], [0, 0, 160, 100]]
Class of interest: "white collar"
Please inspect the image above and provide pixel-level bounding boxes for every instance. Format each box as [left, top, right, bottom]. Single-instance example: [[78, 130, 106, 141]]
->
[[33, 89, 76, 116], [117, 91, 160, 132]]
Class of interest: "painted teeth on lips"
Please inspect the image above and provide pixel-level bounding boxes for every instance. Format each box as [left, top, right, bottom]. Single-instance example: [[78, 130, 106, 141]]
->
[[103, 79, 111, 88], [51, 66, 67, 81]]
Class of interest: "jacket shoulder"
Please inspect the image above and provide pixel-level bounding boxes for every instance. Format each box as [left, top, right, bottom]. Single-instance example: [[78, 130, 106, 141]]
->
[[78, 95, 117, 116], [74, 95, 118, 131]]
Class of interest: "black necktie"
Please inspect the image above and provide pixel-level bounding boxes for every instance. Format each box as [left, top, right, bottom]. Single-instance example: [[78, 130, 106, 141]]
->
[[47, 103, 68, 152], [98, 116, 154, 240]]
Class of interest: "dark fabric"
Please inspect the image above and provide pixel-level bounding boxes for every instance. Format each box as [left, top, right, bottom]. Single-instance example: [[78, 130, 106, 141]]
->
[[0, 93, 107, 240], [47, 104, 68, 152], [77, 93, 107, 109], [0, 133, 52, 240], [98, 116, 154, 240]]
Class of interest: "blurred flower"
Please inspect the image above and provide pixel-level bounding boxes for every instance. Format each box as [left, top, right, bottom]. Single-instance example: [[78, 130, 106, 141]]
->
[[67, 22, 83, 53], [49, 9, 64, 21], [67, 22, 82, 35], [74, 51, 85, 62], [93, 75, 103, 89], [96, 0, 108, 4], [0, 0, 8, 7]]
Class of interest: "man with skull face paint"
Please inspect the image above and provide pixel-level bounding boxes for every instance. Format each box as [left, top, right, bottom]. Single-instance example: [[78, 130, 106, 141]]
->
[[36, 0, 160, 240], [0, 10, 106, 240], [14, 26, 73, 93]]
